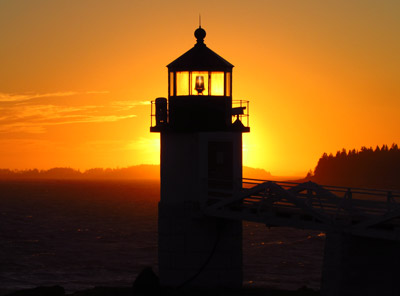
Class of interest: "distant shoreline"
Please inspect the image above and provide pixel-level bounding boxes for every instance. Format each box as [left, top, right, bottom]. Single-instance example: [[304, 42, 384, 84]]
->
[[0, 165, 299, 182]]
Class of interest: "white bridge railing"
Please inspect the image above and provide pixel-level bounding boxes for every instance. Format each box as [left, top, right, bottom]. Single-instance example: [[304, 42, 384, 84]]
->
[[204, 178, 400, 241]]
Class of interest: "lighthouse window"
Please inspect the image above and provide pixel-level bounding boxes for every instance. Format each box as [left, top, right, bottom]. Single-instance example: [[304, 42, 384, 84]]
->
[[208, 141, 233, 181], [172, 70, 232, 97], [190, 71, 209, 96], [225, 72, 231, 97], [210, 72, 224, 96], [176, 71, 189, 96], [169, 72, 174, 96]]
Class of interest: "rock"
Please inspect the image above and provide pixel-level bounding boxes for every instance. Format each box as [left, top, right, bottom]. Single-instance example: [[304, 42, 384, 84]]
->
[[5, 285, 65, 296], [71, 287, 132, 296], [132, 267, 160, 296], [295, 286, 318, 295]]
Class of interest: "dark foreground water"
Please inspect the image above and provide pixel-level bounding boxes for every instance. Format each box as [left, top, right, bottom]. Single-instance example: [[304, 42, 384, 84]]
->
[[0, 180, 325, 294]]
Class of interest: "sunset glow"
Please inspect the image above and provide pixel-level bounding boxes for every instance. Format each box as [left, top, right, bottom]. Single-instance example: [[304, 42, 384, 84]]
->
[[0, 0, 399, 177]]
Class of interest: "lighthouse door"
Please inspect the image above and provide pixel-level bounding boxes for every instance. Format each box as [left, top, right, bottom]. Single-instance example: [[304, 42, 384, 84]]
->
[[208, 141, 233, 191]]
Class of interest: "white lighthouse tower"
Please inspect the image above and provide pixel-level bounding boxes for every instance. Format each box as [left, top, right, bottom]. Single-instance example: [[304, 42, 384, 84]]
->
[[151, 26, 250, 288]]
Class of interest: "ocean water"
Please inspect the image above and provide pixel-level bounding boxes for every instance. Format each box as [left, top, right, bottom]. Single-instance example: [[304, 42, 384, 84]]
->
[[0, 180, 325, 294]]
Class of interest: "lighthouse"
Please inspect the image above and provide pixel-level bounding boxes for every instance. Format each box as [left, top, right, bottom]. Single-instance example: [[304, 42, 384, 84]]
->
[[151, 26, 249, 288]]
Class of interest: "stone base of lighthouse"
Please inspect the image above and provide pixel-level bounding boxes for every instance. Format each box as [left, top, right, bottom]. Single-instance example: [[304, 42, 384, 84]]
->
[[158, 202, 242, 288]]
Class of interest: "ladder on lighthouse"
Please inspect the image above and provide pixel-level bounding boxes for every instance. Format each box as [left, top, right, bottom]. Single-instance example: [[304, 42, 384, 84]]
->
[[204, 179, 400, 241]]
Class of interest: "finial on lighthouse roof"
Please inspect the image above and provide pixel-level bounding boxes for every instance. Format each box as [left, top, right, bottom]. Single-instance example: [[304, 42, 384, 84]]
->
[[195, 15, 206, 44], [194, 26, 206, 44]]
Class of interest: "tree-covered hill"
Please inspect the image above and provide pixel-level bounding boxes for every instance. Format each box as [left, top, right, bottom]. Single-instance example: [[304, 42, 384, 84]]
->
[[308, 144, 400, 190]]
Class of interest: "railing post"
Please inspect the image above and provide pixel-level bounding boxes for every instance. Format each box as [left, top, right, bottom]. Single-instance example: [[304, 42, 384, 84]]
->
[[345, 188, 353, 221], [387, 191, 393, 212], [150, 100, 153, 127], [201, 177, 208, 209], [306, 188, 313, 207], [247, 100, 249, 127]]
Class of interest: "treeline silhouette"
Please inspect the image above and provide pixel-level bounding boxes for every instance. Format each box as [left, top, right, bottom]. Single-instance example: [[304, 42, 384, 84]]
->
[[0, 165, 272, 181], [308, 144, 400, 190], [0, 165, 160, 180]]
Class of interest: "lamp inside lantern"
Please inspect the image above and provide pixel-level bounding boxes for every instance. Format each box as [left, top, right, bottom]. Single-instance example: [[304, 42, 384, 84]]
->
[[195, 75, 205, 95]]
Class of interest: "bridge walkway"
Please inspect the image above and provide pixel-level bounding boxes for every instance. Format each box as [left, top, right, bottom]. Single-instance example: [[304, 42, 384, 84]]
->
[[204, 179, 400, 241]]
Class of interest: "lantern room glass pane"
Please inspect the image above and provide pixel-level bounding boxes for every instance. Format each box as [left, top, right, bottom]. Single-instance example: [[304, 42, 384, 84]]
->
[[226, 72, 231, 97], [176, 71, 189, 96], [210, 72, 224, 96], [169, 72, 174, 96], [191, 71, 209, 95]]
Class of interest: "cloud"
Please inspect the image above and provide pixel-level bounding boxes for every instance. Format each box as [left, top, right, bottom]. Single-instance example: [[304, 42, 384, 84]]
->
[[46, 114, 137, 126], [0, 123, 46, 134], [85, 91, 110, 95], [0, 103, 136, 134], [0, 91, 109, 102], [125, 137, 160, 151], [0, 138, 56, 151], [0, 91, 151, 134], [112, 100, 150, 107]]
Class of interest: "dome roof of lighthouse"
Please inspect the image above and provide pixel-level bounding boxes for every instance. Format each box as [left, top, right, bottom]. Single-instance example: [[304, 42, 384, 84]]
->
[[167, 27, 234, 71]]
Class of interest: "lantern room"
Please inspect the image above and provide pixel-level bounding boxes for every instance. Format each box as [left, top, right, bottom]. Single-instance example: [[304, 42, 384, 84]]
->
[[169, 70, 231, 97], [168, 27, 232, 98], [151, 26, 249, 133]]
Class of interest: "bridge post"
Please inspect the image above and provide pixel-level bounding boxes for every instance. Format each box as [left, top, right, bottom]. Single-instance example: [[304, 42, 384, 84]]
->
[[321, 231, 400, 296]]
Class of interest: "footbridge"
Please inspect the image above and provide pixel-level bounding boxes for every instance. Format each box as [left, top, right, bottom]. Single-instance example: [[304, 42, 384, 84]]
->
[[204, 179, 400, 241], [203, 179, 400, 296]]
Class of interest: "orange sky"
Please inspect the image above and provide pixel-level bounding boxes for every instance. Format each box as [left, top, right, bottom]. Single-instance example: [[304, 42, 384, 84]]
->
[[0, 0, 399, 177]]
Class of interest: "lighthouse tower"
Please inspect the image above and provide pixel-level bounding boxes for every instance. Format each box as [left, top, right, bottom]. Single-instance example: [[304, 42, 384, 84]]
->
[[151, 26, 250, 288]]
